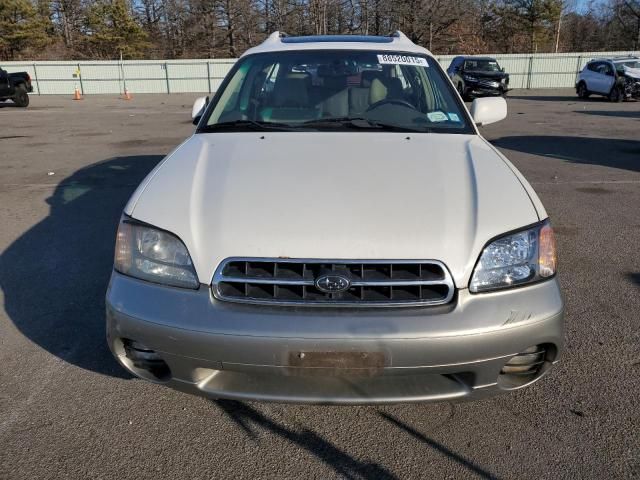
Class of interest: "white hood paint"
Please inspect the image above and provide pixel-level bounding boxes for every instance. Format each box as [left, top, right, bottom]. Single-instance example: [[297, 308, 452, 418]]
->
[[128, 132, 541, 288], [623, 65, 640, 80]]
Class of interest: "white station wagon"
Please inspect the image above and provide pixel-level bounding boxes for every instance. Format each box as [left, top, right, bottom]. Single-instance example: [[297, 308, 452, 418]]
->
[[107, 32, 563, 404]]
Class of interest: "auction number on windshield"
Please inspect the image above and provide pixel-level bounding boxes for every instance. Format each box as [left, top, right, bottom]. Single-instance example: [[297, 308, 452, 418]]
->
[[377, 54, 429, 67]]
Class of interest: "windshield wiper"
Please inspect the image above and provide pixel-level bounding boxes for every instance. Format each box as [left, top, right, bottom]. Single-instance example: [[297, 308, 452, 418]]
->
[[199, 119, 297, 132], [302, 117, 425, 132]]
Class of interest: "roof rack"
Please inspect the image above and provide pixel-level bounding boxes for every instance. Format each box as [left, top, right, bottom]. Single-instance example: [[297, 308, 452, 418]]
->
[[390, 31, 412, 43], [263, 31, 286, 43], [262, 30, 414, 46]]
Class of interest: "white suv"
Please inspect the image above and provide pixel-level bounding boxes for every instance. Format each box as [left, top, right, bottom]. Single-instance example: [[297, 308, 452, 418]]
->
[[107, 32, 563, 404], [576, 57, 640, 102]]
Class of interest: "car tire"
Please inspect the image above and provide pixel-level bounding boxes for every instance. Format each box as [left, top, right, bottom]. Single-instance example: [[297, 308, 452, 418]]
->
[[577, 82, 590, 99], [608, 86, 623, 103], [458, 83, 471, 102], [12, 85, 29, 107]]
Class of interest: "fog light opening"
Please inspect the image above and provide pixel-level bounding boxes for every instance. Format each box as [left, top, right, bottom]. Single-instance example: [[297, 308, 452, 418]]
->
[[498, 344, 554, 390], [121, 339, 171, 382]]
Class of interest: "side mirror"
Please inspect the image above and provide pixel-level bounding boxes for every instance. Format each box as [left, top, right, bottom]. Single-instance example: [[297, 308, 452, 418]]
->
[[501, 67, 505, 73], [471, 97, 507, 126], [191, 96, 209, 125]]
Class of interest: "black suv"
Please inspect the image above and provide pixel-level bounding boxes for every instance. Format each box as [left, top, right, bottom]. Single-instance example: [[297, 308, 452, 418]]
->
[[447, 56, 509, 101], [0, 67, 33, 108]]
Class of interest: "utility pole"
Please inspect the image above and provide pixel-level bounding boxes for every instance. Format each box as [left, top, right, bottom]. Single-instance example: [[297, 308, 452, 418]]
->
[[429, 22, 433, 51], [555, 13, 562, 53]]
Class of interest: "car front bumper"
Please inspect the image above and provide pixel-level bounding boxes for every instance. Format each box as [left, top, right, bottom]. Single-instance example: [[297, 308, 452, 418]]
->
[[465, 82, 508, 97], [106, 272, 564, 404]]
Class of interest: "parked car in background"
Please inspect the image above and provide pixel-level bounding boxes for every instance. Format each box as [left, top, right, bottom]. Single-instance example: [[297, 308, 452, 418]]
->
[[107, 32, 562, 405], [447, 56, 509, 101], [576, 56, 640, 102], [0, 67, 33, 107]]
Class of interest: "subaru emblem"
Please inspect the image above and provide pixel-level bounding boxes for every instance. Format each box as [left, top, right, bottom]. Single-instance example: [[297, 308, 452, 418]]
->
[[315, 274, 351, 293]]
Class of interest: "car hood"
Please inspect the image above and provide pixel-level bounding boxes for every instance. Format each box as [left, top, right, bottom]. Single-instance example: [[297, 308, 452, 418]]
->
[[127, 132, 540, 287], [465, 71, 508, 80], [622, 65, 640, 80]]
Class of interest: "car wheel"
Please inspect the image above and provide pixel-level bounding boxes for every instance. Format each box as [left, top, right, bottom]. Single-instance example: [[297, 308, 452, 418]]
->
[[12, 85, 29, 107], [608, 86, 623, 103], [458, 83, 471, 102], [577, 83, 590, 99]]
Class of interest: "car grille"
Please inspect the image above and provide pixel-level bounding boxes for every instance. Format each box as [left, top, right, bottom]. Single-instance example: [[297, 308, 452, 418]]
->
[[212, 258, 455, 306], [477, 79, 500, 89]]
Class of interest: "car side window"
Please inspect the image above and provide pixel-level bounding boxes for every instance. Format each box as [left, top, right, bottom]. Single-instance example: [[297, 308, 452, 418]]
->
[[604, 63, 614, 76], [587, 62, 599, 73]]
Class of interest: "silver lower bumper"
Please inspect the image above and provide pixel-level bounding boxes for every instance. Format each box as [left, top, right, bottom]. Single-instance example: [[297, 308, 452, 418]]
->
[[106, 273, 564, 404]]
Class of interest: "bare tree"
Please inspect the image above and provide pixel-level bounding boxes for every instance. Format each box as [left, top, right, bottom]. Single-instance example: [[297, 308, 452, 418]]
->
[[5, 0, 639, 60]]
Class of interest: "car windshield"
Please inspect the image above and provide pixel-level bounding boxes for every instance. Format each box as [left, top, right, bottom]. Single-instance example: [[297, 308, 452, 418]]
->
[[463, 59, 501, 72], [201, 50, 472, 134]]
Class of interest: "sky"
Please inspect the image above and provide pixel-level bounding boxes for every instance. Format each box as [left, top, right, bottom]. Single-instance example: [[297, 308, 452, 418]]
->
[[573, 0, 603, 14]]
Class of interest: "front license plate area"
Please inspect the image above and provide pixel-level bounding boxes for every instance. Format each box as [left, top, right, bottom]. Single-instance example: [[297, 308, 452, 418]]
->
[[288, 351, 386, 377]]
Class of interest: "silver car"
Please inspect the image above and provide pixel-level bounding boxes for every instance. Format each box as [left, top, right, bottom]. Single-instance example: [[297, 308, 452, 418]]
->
[[106, 32, 563, 404]]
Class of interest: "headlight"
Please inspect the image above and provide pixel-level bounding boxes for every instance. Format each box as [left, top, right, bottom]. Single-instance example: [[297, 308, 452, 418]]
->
[[469, 221, 557, 293], [464, 74, 478, 82], [114, 217, 199, 289]]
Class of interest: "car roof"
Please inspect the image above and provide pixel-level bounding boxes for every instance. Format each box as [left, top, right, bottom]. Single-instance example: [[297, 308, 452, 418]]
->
[[590, 56, 639, 63], [461, 56, 497, 61], [242, 31, 431, 57]]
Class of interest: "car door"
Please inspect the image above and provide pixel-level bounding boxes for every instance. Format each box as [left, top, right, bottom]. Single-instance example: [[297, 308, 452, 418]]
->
[[601, 62, 615, 93], [0, 68, 11, 97], [591, 62, 614, 94], [586, 62, 605, 93], [448, 57, 462, 80]]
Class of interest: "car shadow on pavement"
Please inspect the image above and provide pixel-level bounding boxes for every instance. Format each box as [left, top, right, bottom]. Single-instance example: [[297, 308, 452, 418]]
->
[[214, 400, 501, 480], [575, 110, 640, 119], [491, 136, 640, 173], [214, 400, 397, 479], [378, 412, 501, 480], [0, 154, 164, 378], [506, 95, 588, 102]]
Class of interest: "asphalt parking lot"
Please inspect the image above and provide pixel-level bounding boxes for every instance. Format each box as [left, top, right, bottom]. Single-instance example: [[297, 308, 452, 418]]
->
[[1, 89, 639, 479]]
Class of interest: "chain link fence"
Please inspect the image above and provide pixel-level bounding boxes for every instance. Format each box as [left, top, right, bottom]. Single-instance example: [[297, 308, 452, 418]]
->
[[2, 51, 638, 95]]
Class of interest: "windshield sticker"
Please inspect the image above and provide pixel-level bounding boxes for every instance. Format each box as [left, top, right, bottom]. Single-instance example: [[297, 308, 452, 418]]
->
[[377, 54, 428, 67], [448, 113, 460, 122], [427, 111, 448, 122]]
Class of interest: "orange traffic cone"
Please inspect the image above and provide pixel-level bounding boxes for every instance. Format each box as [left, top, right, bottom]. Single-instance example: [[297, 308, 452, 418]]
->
[[122, 87, 132, 100], [73, 85, 82, 100]]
